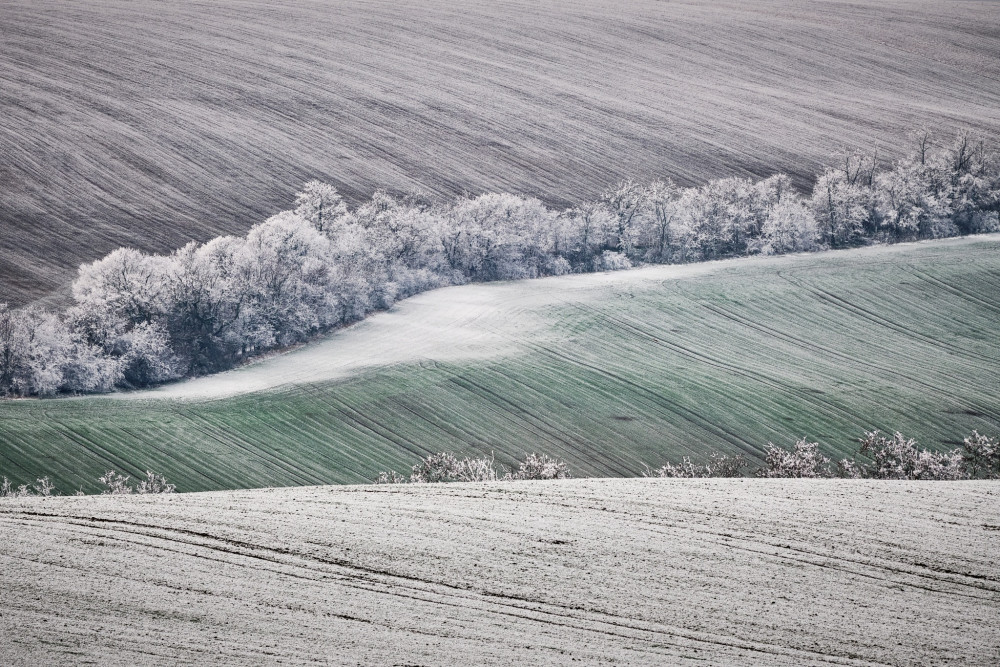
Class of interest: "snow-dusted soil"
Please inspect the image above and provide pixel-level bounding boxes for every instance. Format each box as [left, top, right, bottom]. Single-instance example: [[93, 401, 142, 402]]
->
[[1, 479, 997, 665], [120, 235, 1000, 401], [5, 0, 999, 306]]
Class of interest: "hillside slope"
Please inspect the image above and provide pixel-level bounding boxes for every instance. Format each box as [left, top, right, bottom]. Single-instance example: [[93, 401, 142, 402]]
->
[[1, 237, 999, 493], [1, 479, 998, 665], [2, 0, 1000, 305]]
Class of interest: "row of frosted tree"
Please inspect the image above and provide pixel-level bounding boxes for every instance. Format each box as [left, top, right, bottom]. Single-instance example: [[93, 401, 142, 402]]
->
[[1, 131, 998, 396]]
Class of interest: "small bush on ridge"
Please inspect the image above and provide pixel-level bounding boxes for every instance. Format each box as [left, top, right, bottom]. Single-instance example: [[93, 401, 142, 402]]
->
[[507, 453, 572, 480], [649, 430, 1000, 481], [961, 431, 1000, 479], [101, 469, 177, 494], [0, 470, 176, 498], [375, 451, 571, 484], [758, 438, 831, 478], [645, 452, 748, 478], [1, 476, 55, 498], [837, 431, 965, 480]]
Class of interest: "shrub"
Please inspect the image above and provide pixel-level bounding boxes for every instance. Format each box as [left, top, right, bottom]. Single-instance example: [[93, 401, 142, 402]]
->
[[838, 431, 965, 480], [646, 452, 748, 478], [961, 431, 1000, 479], [376, 451, 499, 484], [100, 469, 176, 494], [2, 469, 176, 498], [374, 470, 409, 485], [646, 457, 709, 478], [135, 470, 176, 494], [543, 256, 572, 276], [757, 438, 831, 478], [375, 451, 570, 483], [1, 475, 56, 498], [506, 453, 571, 480], [409, 452, 462, 483], [592, 250, 632, 272], [99, 470, 134, 494], [454, 454, 500, 482]]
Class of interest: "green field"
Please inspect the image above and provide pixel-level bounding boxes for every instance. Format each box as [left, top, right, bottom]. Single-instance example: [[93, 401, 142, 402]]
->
[[2, 238, 999, 493]]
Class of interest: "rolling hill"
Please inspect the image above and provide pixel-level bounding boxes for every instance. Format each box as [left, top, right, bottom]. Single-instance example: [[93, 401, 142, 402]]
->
[[2, 479, 997, 664], [1, 236, 998, 494], [3, 0, 1000, 306]]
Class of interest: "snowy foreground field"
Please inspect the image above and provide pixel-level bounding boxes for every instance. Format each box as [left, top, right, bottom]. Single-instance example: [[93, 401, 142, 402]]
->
[[1, 479, 997, 665]]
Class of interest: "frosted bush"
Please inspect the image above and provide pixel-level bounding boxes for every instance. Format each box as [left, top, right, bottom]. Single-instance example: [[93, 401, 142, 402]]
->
[[135, 471, 176, 494], [391, 267, 446, 299], [375, 451, 570, 483], [32, 476, 56, 496], [455, 455, 500, 482], [543, 256, 572, 276], [1, 475, 57, 498], [506, 453, 571, 480], [1, 478, 29, 498], [961, 431, 1000, 479], [592, 251, 632, 272], [374, 470, 408, 485], [708, 452, 750, 477], [375, 451, 497, 484], [646, 452, 748, 478], [117, 322, 183, 387], [409, 452, 461, 483], [99, 469, 176, 494], [99, 470, 134, 494], [838, 431, 965, 480], [646, 457, 707, 478], [757, 439, 831, 478]]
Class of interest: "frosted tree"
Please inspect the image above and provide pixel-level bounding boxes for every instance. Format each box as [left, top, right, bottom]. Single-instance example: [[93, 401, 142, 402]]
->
[[602, 179, 646, 254], [754, 198, 820, 255], [237, 212, 337, 347], [810, 169, 872, 247], [961, 431, 1000, 479], [294, 180, 348, 234], [353, 190, 398, 229], [444, 193, 554, 280], [642, 179, 679, 262], [0, 305, 119, 396], [0, 304, 28, 394], [71, 247, 173, 336], [560, 202, 614, 266], [945, 133, 1000, 234]]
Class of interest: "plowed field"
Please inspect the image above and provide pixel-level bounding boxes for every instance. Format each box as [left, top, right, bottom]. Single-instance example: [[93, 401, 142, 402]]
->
[[1, 479, 997, 665], [3, 0, 1000, 304]]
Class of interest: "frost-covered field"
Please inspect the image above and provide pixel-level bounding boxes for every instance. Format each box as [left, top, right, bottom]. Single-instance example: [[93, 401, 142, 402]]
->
[[2, 0, 999, 305], [1, 479, 997, 665]]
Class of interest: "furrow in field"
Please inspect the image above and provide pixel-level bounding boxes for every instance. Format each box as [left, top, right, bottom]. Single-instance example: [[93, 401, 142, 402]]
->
[[172, 408, 320, 487], [666, 276, 997, 424]]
